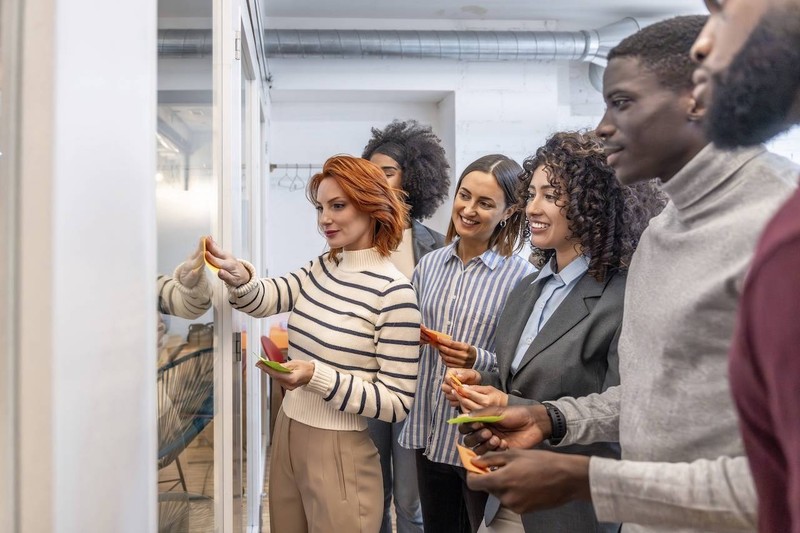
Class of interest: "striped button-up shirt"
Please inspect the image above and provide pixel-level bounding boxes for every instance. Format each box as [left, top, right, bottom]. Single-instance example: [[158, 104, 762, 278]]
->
[[399, 241, 536, 465]]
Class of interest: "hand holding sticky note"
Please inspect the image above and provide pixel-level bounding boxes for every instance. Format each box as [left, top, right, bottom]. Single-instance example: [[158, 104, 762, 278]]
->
[[447, 372, 472, 400], [258, 356, 293, 373], [456, 444, 489, 474], [421, 325, 452, 346], [203, 237, 220, 273]]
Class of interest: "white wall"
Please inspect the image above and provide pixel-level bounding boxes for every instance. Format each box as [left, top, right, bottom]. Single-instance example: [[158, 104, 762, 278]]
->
[[267, 97, 446, 279], [17, 0, 157, 531], [767, 126, 800, 163], [266, 56, 604, 275]]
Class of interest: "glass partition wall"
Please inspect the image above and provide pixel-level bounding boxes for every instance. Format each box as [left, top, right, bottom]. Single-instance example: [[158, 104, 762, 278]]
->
[[156, 0, 268, 530], [155, 0, 218, 527]]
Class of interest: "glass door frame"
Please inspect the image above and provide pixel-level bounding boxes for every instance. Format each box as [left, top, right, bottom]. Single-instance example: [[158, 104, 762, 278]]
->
[[237, 15, 269, 530], [213, 0, 269, 530], [0, 0, 22, 528], [212, 0, 241, 528]]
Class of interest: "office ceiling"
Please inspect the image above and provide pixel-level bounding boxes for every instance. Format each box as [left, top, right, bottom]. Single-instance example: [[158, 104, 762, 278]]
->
[[158, 0, 707, 30], [263, 0, 707, 27]]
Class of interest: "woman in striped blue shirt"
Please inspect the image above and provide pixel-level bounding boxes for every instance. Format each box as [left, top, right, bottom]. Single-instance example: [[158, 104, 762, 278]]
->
[[398, 154, 536, 533]]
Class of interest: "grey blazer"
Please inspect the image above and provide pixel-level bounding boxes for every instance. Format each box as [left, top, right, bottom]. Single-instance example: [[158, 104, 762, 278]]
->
[[479, 269, 625, 533], [411, 219, 445, 264]]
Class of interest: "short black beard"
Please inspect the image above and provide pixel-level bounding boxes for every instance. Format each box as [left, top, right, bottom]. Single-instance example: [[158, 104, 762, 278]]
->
[[707, 6, 800, 148]]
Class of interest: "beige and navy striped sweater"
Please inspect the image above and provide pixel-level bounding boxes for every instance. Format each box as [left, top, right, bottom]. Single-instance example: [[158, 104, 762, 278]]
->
[[229, 248, 421, 431]]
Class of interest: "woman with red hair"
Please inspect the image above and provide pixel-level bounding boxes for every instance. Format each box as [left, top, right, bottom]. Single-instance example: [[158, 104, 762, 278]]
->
[[206, 155, 421, 532]]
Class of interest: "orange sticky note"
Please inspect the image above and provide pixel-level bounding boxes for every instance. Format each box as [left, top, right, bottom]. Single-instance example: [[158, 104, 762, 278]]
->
[[456, 444, 489, 474], [203, 238, 219, 273], [421, 325, 452, 346]]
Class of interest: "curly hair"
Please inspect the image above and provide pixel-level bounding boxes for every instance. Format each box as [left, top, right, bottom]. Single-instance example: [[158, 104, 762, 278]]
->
[[608, 15, 707, 92], [307, 155, 410, 264], [362, 120, 450, 220], [445, 154, 527, 257], [521, 131, 666, 282]]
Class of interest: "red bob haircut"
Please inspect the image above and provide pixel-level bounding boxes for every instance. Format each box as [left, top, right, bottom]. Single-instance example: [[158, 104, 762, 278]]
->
[[307, 155, 409, 262]]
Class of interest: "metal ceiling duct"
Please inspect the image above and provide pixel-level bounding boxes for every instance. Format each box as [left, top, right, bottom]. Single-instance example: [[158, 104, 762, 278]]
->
[[158, 29, 214, 58], [264, 18, 638, 65], [158, 18, 639, 66]]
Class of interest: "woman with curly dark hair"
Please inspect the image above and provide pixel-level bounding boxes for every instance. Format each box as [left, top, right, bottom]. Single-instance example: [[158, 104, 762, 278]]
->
[[362, 119, 452, 533], [443, 131, 665, 533]]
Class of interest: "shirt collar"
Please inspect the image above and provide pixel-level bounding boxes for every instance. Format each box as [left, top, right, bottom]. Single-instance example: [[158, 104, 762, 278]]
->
[[533, 254, 589, 285], [445, 239, 505, 271], [662, 143, 766, 212]]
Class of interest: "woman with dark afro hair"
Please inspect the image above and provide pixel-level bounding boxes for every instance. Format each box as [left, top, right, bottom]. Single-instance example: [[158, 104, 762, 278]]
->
[[362, 120, 452, 533], [443, 131, 665, 533], [363, 120, 451, 278]]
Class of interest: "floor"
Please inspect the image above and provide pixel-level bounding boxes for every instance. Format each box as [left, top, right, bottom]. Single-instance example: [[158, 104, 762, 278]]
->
[[157, 421, 273, 532], [157, 422, 216, 532]]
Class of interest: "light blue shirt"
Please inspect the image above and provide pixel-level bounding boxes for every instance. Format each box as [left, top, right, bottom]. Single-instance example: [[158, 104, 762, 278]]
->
[[510, 255, 590, 373], [398, 241, 536, 465]]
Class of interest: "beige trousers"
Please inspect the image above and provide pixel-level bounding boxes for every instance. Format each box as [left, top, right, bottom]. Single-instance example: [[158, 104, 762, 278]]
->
[[269, 409, 383, 533], [478, 506, 525, 533]]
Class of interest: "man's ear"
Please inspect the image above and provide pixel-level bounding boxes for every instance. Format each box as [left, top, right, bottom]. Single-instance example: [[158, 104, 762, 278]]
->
[[687, 94, 706, 122]]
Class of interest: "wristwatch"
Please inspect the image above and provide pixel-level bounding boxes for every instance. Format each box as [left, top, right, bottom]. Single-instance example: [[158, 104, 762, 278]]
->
[[543, 402, 566, 443]]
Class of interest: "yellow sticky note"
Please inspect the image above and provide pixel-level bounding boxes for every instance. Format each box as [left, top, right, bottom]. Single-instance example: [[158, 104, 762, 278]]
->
[[203, 238, 219, 273]]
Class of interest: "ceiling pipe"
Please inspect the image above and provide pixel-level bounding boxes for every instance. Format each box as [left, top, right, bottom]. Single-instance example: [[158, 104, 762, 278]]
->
[[262, 18, 639, 65], [158, 29, 214, 58], [158, 18, 639, 66]]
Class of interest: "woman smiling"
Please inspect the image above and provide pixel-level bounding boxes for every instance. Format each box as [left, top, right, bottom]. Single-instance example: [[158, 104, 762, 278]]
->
[[444, 131, 665, 533], [398, 154, 536, 533]]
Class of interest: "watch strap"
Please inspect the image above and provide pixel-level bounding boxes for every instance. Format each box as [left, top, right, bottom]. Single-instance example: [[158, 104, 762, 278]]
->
[[544, 402, 566, 443]]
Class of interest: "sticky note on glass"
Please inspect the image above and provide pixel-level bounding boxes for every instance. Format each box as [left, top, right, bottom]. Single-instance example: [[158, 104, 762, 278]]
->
[[447, 414, 506, 425], [421, 325, 452, 345], [258, 356, 292, 373], [203, 238, 219, 273], [456, 444, 489, 474]]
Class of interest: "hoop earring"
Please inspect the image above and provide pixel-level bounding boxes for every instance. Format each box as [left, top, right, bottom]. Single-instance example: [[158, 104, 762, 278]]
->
[[499, 219, 507, 228]]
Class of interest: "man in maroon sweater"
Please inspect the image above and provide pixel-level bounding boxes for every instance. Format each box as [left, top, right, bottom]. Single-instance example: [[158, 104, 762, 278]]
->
[[692, 1, 800, 531]]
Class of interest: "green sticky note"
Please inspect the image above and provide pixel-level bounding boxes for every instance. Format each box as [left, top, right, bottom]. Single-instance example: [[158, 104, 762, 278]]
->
[[258, 357, 292, 373], [446, 414, 505, 425]]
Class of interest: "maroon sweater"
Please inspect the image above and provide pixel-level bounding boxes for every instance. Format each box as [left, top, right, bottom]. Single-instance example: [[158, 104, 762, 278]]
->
[[729, 187, 800, 533]]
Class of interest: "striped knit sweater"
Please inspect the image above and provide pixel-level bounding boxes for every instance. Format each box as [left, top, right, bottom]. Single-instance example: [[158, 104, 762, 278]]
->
[[228, 248, 421, 431], [157, 264, 212, 320]]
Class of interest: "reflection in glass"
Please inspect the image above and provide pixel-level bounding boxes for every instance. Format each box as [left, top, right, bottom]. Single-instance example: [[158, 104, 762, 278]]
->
[[156, 2, 216, 529]]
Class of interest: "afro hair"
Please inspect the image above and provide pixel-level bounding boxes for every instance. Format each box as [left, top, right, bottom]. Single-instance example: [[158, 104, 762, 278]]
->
[[363, 120, 451, 221]]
